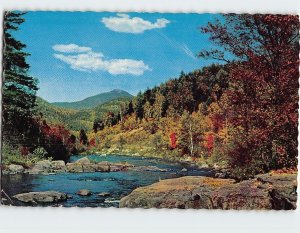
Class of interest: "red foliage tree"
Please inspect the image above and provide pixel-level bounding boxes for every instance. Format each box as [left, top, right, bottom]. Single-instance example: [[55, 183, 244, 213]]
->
[[169, 132, 177, 149], [38, 120, 72, 161], [204, 133, 214, 155], [200, 14, 299, 174], [89, 138, 96, 147]]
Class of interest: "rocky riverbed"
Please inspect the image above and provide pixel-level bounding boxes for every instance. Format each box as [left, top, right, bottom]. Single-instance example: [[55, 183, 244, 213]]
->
[[3, 155, 296, 209], [2, 157, 138, 175], [2, 154, 214, 207], [119, 173, 297, 210]]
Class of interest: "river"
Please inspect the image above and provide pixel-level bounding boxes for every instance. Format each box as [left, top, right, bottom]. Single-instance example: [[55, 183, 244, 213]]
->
[[1, 154, 214, 207]]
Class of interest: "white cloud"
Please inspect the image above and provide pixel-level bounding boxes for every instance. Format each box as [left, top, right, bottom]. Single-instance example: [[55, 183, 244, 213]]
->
[[53, 45, 150, 75], [52, 44, 92, 53], [101, 13, 170, 33]]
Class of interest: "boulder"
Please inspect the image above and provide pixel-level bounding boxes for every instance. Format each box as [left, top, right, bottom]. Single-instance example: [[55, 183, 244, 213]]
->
[[110, 165, 122, 172], [120, 176, 233, 208], [210, 180, 272, 210], [95, 162, 110, 172], [130, 166, 168, 172], [98, 161, 110, 166], [214, 172, 226, 179], [103, 161, 134, 172], [30, 160, 52, 174], [98, 192, 110, 197], [13, 191, 69, 204], [256, 173, 297, 210], [66, 163, 83, 173], [50, 160, 66, 172], [77, 189, 92, 196], [7, 164, 25, 174], [119, 174, 297, 210], [82, 164, 96, 173], [75, 157, 91, 165]]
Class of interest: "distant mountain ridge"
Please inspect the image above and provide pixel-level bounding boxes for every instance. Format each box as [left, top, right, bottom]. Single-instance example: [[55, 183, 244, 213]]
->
[[51, 89, 133, 110], [35, 94, 132, 131]]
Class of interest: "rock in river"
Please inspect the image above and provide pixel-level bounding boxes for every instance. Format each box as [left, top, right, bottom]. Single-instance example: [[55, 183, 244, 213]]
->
[[50, 160, 66, 172], [77, 189, 92, 196], [75, 157, 92, 165], [7, 164, 25, 174], [95, 162, 110, 172], [130, 166, 168, 172], [66, 163, 84, 173], [98, 192, 110, 197], [28, 160, 52, 174], [13, 191, 69, 204]]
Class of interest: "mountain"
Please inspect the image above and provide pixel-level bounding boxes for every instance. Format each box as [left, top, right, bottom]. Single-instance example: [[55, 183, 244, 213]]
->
[[51, 89, 133, 110], [35, 95, 132, 132]]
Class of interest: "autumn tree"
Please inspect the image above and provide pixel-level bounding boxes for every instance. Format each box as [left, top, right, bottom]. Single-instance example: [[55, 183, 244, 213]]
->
[[118, 135, 126, 149], [152, 92, 166, 120], [200, 14, 299, 177], [152, 133, 163, 151], [179, 110, 208, 157]]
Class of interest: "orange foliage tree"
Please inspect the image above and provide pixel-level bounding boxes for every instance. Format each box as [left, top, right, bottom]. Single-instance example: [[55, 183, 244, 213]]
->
[[200, 14, 299, 177]]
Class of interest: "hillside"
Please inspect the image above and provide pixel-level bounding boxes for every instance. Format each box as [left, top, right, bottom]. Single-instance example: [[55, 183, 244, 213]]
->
[[51, 89, 133, 110], [35, 95, 132, 132]]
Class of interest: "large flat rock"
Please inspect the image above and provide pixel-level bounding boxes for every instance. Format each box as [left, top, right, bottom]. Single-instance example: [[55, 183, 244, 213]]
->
[[119, 176, 234, 209], [13, 191, 69, 204], [120, 174, 297, 210]]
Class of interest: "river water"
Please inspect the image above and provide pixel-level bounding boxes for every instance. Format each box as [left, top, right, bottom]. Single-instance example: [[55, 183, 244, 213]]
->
[[1, 154, 214, 207]]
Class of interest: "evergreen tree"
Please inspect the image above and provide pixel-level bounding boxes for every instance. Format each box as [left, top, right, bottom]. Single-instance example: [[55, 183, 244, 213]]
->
[[2, 11, 38, 138], [135, 91, 144, 120], [79, 129, 88, 145], [127, 100, 134, 115]]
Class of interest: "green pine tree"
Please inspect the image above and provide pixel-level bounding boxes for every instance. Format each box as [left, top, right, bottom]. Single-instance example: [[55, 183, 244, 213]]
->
[[2, 11, 38, 139]]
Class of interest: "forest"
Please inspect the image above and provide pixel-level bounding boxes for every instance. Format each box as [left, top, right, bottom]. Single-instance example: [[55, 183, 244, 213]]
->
[[2, 12, 299, 181]]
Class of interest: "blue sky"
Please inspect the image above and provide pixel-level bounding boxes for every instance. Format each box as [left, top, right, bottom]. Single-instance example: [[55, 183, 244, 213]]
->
[[15, 12, 222, 102]]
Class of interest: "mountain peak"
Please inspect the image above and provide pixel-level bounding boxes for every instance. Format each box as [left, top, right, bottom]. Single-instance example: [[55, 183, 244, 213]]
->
[[111, 89, 125, 93], [52, 89, 133, 110]]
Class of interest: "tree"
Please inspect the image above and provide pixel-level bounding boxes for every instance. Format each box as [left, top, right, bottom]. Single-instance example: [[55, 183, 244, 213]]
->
[[93, 119, 104, 133], [179, 110, 207, 157], [169, 132, 177, 149], [126, 101, 134, 115], [79, 129, 88, 145], [152, 134, 163, 151], [118, 135, 126, 149], [135, 91, 144, 120], [152, 92, 166, 120], [2, 11, 38, 139], [200, 14, 299, 175], [69, 134, 76, 144], [144, 101, 153, 119]]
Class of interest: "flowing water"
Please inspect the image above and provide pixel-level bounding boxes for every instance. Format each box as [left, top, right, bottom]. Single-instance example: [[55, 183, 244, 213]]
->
[[1, 154, 214, 207]]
